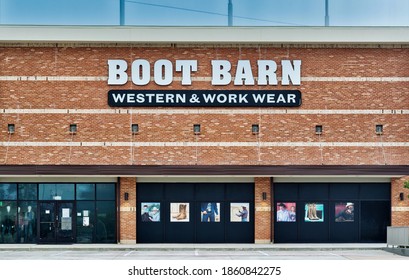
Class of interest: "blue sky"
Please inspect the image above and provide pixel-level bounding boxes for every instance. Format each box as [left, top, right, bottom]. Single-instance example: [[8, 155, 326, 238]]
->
[[0, 0, 408, 26]]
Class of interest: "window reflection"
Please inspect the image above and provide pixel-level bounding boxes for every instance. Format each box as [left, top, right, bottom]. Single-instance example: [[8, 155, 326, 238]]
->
[[96, 184, 115, 200], [96, 201, 116, 243], [76, 184, 95, 200], [39, 184, 75, 200], [0, 184, 17, 200], [18, 184, 38, 200]]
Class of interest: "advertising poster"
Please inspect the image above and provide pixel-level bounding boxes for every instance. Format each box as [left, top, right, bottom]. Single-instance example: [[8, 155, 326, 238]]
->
[[335, 202, 354, 222], [304, 203, 324, 222], [140, 202, 161, 222], [170, 203, 189, 222], [230, 203, 250, 222], [276, 202, 296, 222], [200, 202, 220, 222]]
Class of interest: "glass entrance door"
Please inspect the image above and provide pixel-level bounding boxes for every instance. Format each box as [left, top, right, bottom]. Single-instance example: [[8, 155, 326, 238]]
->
[[39, 202, 74, 243]]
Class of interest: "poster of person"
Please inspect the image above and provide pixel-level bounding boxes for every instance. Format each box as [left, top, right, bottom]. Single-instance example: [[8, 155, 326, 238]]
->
[[170, 203, 189, 222], [304, 203, 324, 222], [335, 202, 354, 222], [230, 203, 250, 222], [140, 202, 160, 222], [200, 202, 220, 222], [276, 202, 296, 222]]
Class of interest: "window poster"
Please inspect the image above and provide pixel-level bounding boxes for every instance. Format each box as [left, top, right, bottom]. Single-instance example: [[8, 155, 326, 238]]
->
[[200, 202, 220, 222], [170, 203, 189, 222], [83, 217, 90, 227], [141, 202, 161, 222], [276, 202, 296, 222], [304, 203, 324, 222], [335, 202, 354, 222], [230, 203, 250, 222]]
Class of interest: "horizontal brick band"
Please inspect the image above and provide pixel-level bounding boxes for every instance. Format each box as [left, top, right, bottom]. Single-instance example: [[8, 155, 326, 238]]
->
[[392, 207, 409, 212], [1, 164, 408, 176], [0, 142, 407, 147], [1, 109, 408, 115]]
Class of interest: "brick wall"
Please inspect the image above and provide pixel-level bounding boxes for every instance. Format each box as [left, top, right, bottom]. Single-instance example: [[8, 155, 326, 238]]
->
[[391, 176, 409, 227], [0, 45, 408, 167], [119, 177, 137, 244], [255, 177, 272, 243]]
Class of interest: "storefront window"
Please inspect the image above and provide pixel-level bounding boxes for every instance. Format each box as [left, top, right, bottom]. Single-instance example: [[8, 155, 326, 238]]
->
[[96, 184, 115, 200], [0, 182, 116, 244], [96, 201, 116, 243], [17, 201, 37, 243], [18, 184, 38, 200], [76, 201, 95, 243], [76, 184, 95, 200], [0, 184, 17, 200], [0, 201, 17, 243], [39, 184, 75, 200]]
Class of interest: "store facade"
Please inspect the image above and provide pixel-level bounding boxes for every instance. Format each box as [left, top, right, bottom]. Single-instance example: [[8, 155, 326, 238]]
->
[[0, 26, 408, 244]]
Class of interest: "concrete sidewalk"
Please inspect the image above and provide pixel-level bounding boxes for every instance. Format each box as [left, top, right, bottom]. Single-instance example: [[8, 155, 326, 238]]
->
[[0, 243, 388, 251]]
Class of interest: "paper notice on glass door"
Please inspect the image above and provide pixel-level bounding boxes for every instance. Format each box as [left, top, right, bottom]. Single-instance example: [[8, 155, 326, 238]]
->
[[62, 208, 70, 218]]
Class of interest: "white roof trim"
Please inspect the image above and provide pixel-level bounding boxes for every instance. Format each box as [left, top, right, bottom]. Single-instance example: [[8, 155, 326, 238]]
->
[[0, 26, 408, 44]]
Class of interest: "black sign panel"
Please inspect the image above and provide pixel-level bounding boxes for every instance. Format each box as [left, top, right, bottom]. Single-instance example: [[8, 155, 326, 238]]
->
[[108, 90, 301, 107]]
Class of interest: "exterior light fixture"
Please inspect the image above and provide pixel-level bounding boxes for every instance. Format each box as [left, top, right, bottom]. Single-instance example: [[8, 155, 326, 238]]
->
[[315, 125, 323, 135], [131, 124, 139, 134], [69, 124, 77, 134], [193, 124, 201, 135], [262, 192, 267, 201], [252, 124, 259, 134], [376, 124, 383, 135], [8, 124, 15, 134], [124, 192, 129, 201], [399, 192, 404, 201]]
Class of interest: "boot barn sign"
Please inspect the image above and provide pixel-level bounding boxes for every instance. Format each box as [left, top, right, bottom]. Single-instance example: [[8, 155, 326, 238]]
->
[[107, 59, 302, 107]]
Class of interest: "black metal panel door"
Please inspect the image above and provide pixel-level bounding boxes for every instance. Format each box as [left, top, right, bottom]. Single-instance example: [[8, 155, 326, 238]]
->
[[329, 201, 359, 242], [164, 184, 195, 243], [274, 183, 390, 243], [137, 183, 254, 243], [360, 201, 390, 242], [195, 184, 225, 243], [137, 184, 164, 243], [225, 183, 254, 243], [298, 201, 329, 242]]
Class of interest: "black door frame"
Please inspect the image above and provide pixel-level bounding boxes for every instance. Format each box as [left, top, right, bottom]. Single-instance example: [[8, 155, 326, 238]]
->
[[37, 201, 76, 244]]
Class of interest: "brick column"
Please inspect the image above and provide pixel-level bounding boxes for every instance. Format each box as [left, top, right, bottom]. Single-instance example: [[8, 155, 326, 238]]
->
[[254, 177, 272, 243], [119, 177, 137, 244], [391, 176, 409, 226]]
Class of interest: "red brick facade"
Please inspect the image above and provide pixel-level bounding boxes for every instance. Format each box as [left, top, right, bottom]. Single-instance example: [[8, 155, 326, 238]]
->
[[1, 43, 408, 243], [119, 177, 137, 243], [391, 176, 409, 227]]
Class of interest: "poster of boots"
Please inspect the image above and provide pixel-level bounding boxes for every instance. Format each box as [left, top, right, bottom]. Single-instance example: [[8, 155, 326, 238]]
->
[[170, 203, 189, 222], [304, 203, 324, 222]]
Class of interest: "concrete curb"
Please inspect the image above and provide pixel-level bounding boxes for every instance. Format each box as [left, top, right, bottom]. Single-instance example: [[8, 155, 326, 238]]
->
[[383, 247, 409, 257], [0, 244, 387, 252]]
